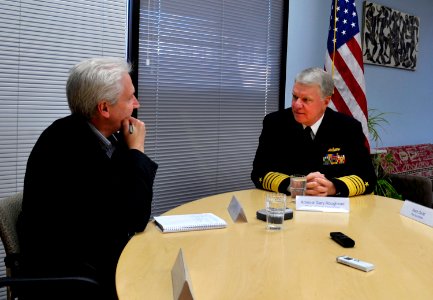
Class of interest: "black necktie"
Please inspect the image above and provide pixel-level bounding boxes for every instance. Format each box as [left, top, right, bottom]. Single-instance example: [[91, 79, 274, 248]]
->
[[304, 126, 313, 141]]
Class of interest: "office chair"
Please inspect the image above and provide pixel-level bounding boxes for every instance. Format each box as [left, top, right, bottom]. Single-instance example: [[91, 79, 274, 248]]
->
[[0, 192, 101, 299], [389, 174, 433, 208]]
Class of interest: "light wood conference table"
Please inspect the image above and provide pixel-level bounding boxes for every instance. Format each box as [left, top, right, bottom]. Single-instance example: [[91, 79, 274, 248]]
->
[[116, 189, 433, 299]]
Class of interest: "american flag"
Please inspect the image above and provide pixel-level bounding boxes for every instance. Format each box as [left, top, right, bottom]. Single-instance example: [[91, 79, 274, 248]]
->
[[325, 0, 369, 148]]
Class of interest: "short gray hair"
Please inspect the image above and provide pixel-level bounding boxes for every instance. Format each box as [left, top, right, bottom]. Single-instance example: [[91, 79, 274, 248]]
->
[[66, 57, 132, 119], [294, 67, 334, 97]]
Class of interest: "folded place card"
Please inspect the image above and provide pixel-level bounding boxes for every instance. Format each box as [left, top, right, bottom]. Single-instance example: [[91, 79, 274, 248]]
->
[[171, 249, 195, 300], [227, 195, 248, 223], [296, 196, 350, 212], [400, 200, 433, 227]]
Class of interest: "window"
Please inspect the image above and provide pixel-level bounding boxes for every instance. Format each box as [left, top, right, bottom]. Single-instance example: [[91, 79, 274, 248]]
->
[[138, 0, 286, 215], [0, 0, 128, 296]]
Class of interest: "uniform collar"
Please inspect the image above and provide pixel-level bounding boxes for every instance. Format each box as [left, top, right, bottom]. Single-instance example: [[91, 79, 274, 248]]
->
[[303, 113, 325, 136]]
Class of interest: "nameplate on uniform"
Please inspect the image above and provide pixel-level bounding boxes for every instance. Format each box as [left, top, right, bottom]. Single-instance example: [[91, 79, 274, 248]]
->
[[400, 200, 433, 227], [296, 196, 350, 213], [171, 249, 195, 300], [227, 195, 248, 223]]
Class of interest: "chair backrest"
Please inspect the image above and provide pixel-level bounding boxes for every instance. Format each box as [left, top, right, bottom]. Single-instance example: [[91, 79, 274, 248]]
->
[[389, 174, 433, 208], [0, 192, 103, 299], [0, 192, 23, 255]]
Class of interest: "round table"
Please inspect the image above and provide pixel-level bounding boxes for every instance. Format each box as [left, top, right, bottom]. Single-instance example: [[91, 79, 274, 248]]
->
[[116, 189, 433, 299]]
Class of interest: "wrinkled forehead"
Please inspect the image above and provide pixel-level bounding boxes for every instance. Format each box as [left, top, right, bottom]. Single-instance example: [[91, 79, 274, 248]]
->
[[292, 82, 323, 97]]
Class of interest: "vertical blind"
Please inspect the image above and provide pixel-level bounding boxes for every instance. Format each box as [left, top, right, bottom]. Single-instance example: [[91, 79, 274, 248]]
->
[[138, 0, 285, 215], [0, 1, 128, 298]]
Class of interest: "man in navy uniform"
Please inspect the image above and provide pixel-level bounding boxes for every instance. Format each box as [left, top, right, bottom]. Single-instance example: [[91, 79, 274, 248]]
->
[[251, 67, 376, 197]]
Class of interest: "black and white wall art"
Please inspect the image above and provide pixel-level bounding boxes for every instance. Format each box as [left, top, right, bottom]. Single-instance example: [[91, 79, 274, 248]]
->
[[362, 1, 419, 70]]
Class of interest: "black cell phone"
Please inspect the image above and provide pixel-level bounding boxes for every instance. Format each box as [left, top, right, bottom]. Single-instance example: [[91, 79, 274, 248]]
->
[[330, 232, 355, 248]]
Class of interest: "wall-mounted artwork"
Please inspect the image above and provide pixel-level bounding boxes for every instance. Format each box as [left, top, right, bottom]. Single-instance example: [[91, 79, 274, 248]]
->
[[362, 1, 419, 71]]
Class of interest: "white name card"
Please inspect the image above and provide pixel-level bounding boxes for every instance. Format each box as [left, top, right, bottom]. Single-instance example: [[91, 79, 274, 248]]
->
[[227, 195, 248, 223], [171, 249, 195, 300], [400, 200, 433, 227], [296, 196, 350, 213]]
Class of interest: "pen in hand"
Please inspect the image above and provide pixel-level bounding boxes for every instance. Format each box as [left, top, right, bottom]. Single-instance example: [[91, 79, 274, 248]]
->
[[129, 123, 134, 134]]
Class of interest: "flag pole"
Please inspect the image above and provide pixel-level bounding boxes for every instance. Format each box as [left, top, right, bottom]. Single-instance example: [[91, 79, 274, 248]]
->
[[331, 0, 338, 78]]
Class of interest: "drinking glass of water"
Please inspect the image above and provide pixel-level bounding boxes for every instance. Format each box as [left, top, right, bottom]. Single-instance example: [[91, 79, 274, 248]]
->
[[265, 192, 287, 230]]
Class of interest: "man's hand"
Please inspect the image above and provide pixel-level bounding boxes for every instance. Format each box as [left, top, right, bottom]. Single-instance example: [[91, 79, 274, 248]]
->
[[122, 117, 145, 153], [305, 172, 336, 196]]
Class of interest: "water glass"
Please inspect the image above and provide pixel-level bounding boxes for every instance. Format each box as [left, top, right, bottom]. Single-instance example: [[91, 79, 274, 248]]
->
[[265, 192, 286, 230], [290, 176, 307, 199]]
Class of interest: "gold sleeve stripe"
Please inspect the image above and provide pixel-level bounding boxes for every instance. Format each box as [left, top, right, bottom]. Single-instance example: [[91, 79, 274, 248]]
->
[[263, 172, 289, 192], [263, 172, 279, 191], [263, 172, 279, 190], [337, 175, 366, 196], [338, 176, 356, 196], [350, 175, 365, 195], [352, 176, 365, 194], [272, 175, 288, 192]]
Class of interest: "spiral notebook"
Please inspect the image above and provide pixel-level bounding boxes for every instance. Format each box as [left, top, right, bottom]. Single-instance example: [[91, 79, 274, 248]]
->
[[154, 213, 227, 233]]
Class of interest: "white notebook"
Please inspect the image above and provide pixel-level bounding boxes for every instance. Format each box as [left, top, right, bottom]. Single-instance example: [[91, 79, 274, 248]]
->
[[154, 213, 227, 233]]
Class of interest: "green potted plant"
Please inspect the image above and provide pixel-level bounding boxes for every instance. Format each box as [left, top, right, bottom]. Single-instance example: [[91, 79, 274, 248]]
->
[[368, 108, 402, 200]]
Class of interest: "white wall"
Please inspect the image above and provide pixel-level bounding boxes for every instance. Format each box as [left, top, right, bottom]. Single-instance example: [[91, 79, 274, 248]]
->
[[285, 0, 433, 147]]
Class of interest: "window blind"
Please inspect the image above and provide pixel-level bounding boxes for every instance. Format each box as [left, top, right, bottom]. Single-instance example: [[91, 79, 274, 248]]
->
[[138, 0, 285, 215], [0, 0, 128, 198], [0, 0, 128, 297]]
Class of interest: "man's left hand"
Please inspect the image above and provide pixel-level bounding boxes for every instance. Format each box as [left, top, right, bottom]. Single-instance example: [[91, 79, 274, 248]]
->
[[122, 117, 146, 153]]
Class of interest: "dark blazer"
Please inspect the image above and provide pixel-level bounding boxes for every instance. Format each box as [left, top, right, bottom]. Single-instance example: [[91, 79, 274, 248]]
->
[[17, 114, 158, 297], [251, 107, 376, 196]]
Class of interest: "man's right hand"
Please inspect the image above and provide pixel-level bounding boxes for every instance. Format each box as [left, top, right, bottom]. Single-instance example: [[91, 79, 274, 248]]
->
[[305, 172, 336, 196]]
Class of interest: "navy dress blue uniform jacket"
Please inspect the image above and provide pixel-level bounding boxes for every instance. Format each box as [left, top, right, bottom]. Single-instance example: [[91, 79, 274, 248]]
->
[[251, 107, 376, 197], [17, 114, 158, 298]]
